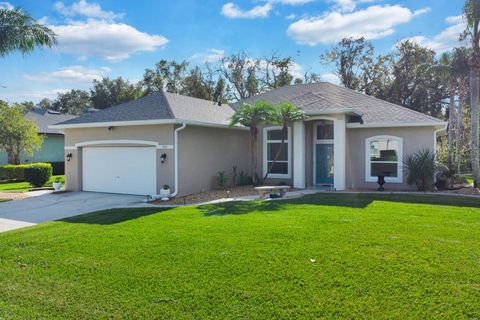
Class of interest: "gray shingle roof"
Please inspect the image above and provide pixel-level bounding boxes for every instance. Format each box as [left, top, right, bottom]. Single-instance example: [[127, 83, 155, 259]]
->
[[25, 109, 76, 134], [56, 91, 236, 126], [234, 82, 444, 125]]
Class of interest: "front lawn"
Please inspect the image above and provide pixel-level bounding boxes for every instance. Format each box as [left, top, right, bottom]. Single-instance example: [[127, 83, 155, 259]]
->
[[0, 194, 479, 319], [0, 175, 64, 193]]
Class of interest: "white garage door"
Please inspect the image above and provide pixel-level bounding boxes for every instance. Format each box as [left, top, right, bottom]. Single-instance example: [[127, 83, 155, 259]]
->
[[82, 147, 156, 195]]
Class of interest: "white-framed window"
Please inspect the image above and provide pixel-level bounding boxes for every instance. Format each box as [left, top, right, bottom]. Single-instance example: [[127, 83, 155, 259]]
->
[[263, 126, 291, 179], [365, 135, 403, 183]]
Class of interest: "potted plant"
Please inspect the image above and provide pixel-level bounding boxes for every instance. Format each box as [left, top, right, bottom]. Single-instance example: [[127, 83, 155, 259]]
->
[[52, 177, 63, 191], [160, 184, 171, 198]]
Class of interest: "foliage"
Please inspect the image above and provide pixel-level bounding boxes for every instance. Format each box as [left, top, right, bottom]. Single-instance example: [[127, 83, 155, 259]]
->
[[0, 163, 31, 181], [24, 163, 52, 187], [0, 7, 56, 57], [162, 184, 170, 190], [142, 60, 189, 94], [0, 194, 479, 318], [229, 100, 274, 184], [237, 171, 253, 186], [404, 149, 437, 191], [216, 171, 228, 188], [52, 89, 91, 115], [90, 77, 144, 110], [53, 176, 63, 183], [0, 175, 63, 192], [0, 103, 44, 164]]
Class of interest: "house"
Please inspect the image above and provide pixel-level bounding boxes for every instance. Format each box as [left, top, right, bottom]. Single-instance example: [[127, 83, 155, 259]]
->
[[50, 83, 447, 196], [0, 108, 76, 174]]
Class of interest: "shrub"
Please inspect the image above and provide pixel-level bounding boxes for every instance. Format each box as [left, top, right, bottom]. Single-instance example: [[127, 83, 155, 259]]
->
[[24, 163, 52, 187], [404, 149, 436, 191], [0, 164, 30, 181], [216, 171, 228, 188], [238, 171, 253, 186]]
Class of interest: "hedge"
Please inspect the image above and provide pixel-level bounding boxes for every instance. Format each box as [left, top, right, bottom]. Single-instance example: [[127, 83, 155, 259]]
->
[[24, 163, 53, 187], [0, 163, 52, 183]]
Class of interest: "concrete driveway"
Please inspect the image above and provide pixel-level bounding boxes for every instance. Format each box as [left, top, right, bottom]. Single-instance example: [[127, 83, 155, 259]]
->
[[0, 192, 147, 233]]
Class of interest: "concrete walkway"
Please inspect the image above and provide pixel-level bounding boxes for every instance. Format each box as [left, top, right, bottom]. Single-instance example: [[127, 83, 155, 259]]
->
[[0, 192, 145, 233]]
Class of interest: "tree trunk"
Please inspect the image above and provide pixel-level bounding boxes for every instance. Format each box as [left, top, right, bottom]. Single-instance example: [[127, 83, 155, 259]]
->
[[250, 127, 258, 185], [447, 78, 455, 168], [456, 77, 465, 173], [471, 67, 480, 188]]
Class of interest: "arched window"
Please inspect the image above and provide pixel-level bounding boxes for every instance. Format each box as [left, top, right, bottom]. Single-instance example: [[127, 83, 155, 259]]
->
[[365, 136, 403, 183], [263, 126, 291, 179]]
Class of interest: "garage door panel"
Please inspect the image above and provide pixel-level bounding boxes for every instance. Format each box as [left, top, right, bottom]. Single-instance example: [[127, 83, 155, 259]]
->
[[82, 147, 156, 195]]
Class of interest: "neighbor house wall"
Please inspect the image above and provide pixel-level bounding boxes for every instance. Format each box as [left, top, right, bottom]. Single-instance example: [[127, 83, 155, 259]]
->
[[0, 134, 65, 165], [346, 126, 436, 190], [63, 124, 175, 193], [178, 125, 250, 196]]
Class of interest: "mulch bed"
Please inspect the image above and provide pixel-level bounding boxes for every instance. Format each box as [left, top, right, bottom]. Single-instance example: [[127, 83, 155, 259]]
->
[[152, 186, 259, 205]]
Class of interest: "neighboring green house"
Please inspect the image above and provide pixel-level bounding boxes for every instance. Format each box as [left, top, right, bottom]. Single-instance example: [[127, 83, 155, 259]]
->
[[0, 108, 76, 174]]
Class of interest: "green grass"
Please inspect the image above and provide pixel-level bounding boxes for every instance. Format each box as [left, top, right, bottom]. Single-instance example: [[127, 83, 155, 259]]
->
[[463, 174, 474, 185], [0, 194, 479, 319], [0, 175, 64, 193]]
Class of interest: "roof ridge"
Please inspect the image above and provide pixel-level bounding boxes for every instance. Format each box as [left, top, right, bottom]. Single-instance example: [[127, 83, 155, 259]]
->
[[158, 91, 175, 118], [322, 82, 443, 122]]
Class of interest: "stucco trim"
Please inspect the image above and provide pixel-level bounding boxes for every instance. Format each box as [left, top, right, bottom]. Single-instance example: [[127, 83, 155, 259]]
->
[[65, 140, 174, 150], [347, 121, 447, 129], [365, 135, 403, 184]]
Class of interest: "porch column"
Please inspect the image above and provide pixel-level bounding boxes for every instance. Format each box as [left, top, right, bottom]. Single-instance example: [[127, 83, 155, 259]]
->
[[333, 115, 346, 190], [293, 121, 305, 188]]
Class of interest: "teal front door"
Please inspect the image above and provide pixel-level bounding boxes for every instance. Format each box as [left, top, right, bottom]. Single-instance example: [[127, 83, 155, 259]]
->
[[315, 144, 334, 185]]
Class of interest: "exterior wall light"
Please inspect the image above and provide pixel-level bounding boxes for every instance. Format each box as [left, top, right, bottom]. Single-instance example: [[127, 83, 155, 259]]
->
[[108, 126, 114, 131], [160, 153, 167, 163], [66, 153, 73, 162]]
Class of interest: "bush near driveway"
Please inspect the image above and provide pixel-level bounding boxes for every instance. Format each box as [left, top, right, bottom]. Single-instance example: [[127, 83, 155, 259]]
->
[[24, 163, 52, 187], [0, 164, 31, 181]]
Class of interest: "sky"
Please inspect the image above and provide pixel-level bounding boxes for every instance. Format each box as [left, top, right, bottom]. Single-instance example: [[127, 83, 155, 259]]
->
[[0, 0, 465, 103]]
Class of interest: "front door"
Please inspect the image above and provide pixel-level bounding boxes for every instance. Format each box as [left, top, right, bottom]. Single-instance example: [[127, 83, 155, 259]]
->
[[315, 144, 334, 185]]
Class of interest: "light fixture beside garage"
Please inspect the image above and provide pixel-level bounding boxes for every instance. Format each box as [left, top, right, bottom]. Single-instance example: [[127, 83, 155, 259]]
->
[[108, 126, 114, 131], [160, 153, 167, 163], [66, 153, 73, 162]]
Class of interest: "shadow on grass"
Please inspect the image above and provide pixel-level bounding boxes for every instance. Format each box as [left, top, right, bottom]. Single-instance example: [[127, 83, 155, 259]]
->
[[61, 207, 172, 225], [198, 193, 480, 216]]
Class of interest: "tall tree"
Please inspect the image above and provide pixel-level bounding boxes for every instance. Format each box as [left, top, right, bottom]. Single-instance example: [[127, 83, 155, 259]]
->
[[263, 102, 307, 179], [90, 77, 143, 109], [142, 60, 189, 94], [0, 7, 56, 57], [37, 98, 52, 110], [219, 52, 259, 101], [260, 54, 295, 90], [424, 52, 456, 166], [52, 89, 91, 115], [0, 102, 43, 164], [464, 0, 480, 187], [229, 100, 274, 184], [452, 47, 470, 172]]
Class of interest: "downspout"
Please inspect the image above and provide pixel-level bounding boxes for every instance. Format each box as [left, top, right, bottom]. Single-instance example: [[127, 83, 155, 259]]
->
[[170, 123, 187, 197]]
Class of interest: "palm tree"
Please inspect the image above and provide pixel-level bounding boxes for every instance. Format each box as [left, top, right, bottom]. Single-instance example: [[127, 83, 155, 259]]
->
[[264, 102, 307, 179], [452, 47, 470, 172], [464, 0, 480, 188], [0, 7, 56, 57], [229, 100, 274, 184], [425, 52, 456, 167]]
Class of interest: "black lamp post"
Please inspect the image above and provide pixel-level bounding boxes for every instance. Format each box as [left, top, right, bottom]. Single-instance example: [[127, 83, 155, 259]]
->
[[377, 175, 385, 191]]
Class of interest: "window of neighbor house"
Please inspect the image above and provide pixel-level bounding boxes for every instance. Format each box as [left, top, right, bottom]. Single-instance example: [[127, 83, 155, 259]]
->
[[366, 136, 403, 183], [263, 127, 291, 179]]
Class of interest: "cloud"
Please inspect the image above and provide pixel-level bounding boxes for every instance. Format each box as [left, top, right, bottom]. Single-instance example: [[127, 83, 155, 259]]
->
[[273, 0, 314, 5], [406, 15, 466, 53], [50, 20, 168, 62], [191, 48, 225, 63], [286, 13, 296, 20], [24, 65, 110, 84], [1, 88, 70, 102], [329, 0, 379, 13], [221, 2, 273, 19], [321, 73, 340, 84], [0, 1, 13, 10], [54, 0, 123, 21], [287, 5, 429, 45]]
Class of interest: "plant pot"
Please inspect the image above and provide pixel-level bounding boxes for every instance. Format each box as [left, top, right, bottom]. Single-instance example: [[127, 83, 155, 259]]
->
[[160, 188, 170, 198], [53, 182, 62, 191]]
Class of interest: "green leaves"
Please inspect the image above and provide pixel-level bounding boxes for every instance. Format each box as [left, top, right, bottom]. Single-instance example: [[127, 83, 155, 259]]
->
[[0, 7, 56, 57], [404, 149, 437, 191]]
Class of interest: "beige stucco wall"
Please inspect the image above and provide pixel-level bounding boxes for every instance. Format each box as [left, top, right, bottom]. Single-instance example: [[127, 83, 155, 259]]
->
[[177, 125, 250, 196], [346, 126, 436, 190], [64, 124, 175, 193]]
